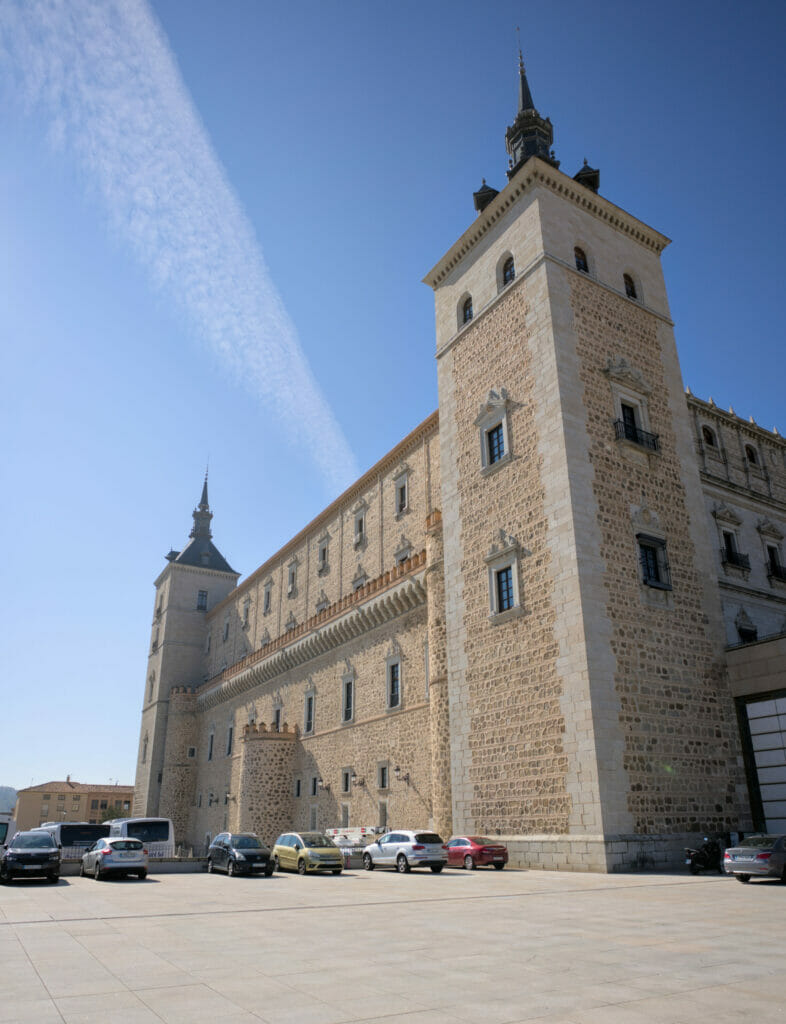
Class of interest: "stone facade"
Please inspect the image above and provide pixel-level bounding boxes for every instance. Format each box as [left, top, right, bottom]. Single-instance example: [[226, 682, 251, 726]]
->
[[134, 68, 784, 870]]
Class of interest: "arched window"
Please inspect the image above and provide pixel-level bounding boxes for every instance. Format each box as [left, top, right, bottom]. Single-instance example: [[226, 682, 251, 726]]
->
[[745, 444, 758, 465], [502, 256, 515, 286], [574, 247, 589, 274], [701, 426, 716, 448], [462, 296, 474, 324], [623, 273, 637, 299]]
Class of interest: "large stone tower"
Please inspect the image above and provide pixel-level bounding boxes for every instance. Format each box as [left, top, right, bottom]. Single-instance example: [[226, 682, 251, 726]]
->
[[424, 56, 750, 870], [134, 478, 239, 817]]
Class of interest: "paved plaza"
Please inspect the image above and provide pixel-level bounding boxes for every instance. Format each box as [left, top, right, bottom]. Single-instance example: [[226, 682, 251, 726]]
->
[[0, 867, 783, 1023]]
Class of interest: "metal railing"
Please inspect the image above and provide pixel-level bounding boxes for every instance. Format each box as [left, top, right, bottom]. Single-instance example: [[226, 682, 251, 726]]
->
[[767, 561, 786, 582], [613, 419, 660, 452], [720, 548, 751, 570]]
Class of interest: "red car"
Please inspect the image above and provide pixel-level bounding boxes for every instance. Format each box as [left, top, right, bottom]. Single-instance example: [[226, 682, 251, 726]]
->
[[447, 836, 508, 870]]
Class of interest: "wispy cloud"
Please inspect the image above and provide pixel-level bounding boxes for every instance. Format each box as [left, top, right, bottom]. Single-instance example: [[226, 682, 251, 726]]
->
[[0, 0, 358, 493]]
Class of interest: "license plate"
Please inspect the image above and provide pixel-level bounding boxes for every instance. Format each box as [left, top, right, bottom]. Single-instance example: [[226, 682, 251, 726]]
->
[[119, 853, 137, 859], [493, 857, 503, 861], [23, 864, 41, 870], [684, 858, 691, 865]]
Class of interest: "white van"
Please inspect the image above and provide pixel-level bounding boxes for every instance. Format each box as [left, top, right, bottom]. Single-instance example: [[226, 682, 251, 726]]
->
[[107, 817, 174, 857], [0, 813, 16, 846]]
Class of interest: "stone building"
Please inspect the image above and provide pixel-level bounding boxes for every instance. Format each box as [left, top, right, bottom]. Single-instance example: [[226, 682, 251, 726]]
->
[[134, 58, 785, 870], [14, 778, 134, 831]]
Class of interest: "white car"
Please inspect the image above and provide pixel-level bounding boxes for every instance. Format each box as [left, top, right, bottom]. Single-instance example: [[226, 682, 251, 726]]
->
[[362, 830, 447, 873], [80, 837, 148, 880]]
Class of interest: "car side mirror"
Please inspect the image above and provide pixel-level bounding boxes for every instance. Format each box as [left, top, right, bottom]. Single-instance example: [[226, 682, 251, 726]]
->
[[294, 843, 302, 851], [58, 844, 62, 850]]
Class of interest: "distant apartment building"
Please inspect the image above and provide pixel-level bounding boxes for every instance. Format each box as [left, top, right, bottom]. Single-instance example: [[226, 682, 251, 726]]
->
[[14, 777, 134, 831]]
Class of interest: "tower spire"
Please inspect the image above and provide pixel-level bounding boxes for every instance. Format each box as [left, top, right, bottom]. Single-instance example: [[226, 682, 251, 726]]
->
[[199, 468, 209, 510], [505, 46, 559, 180], [191, 472, 213, 540]]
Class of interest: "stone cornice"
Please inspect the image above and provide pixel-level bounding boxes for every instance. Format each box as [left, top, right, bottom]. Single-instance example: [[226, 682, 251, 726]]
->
[[153, 561, 239, 589], [197, 557, 428, 711], [687, 394, 783, 446], [423, 156, 671, 290], [207, 412, 438, 619]]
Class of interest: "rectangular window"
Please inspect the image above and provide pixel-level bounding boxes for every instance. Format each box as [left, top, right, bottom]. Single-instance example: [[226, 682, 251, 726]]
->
[[207, 734, 214, 761], [91, 799, 98, 810], [496, 566, 514, 611], [304, 694, 314, 734], [123, 801, 130, 811], [100, 800, 107, 810], [263, 583, 271, 614], [288, 565, 297, 595], [197, 793, 202, 808], [396, 482, 407, 514], [187, 747, 196, 758], [273, 707, 282, 733], [342, 769, 351, 794], [226, 726, 233, 757], [354, 514, 365, 545], [637, 534, 672, 590], [222, 620, 229, 642], [723, 530, 737, 558], [197, 590, 208, 611], [378, 800, 388, 828], [242, 600, 250, 626], [341, 803, 350, 828], [309, 806, 318, 830], [295, 779, 302, 798], [388, 662, 401, 708], [487, 423, 505, 465], [378, 764, 389, 790], [311, 776, 318, 797], [342, 677, 354, 722], [318, 541, 328, 571]]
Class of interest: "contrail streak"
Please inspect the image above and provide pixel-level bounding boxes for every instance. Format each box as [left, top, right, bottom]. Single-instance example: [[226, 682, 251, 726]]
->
[[0, 0, 359, 494]]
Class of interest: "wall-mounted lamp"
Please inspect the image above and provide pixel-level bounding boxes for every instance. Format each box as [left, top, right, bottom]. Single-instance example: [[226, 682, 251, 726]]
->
[[317, 777, 330, 792], [393, 765, 410, 785], [350, 770, 366, 788]]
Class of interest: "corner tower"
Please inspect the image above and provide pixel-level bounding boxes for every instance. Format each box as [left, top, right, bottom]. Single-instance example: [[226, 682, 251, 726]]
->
[[134, 477, 239, 817], [425, 59, 749, 870]]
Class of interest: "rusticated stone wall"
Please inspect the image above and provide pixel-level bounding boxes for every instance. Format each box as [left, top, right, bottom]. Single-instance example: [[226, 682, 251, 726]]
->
[[234, 723, 295, 846], [570, 273, 748, 835], [426, 510, 452, 838], [158, 687, 198, 846]]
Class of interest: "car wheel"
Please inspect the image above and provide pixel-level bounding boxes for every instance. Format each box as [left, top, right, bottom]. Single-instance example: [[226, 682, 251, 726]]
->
[[297, 859, 307, 875], [273, 856, 280, 872], [79, 861, 86, 877], [227, 859, 236, 877], [736, 874, 751, 884], [430, 864, 443, 873], [264, 861, 275, 877], [94, 862, 102, 881], [396, 854, 410, 873], [689, 862, 700, 875], [363, 853, 374, 871], [207, 858, 214, 873], [47, 874, 59, 883], [463, 854, 476, 870], [138, 869, 147, 880], [493, 862, 505, 871], [332, 869, 342, 876]]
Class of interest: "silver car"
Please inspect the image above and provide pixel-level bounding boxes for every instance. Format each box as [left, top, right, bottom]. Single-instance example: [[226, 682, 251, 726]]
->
[[723, 834, 786, 883], [81, 837, 148, 880], [362, 830, 447, 873]]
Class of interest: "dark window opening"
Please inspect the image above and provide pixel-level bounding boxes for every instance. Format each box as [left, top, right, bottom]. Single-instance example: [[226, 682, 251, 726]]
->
[[637, 534, 672, 590], [745, 444, 758, 465], [388, 663, 401, 708], [496, 566, 514, 611], [574, 247, 589, 273], [487, 423, 505, 465], [737, 625, 758, 644], [462, 297, 473, 324], [702, 426, 716, 447], [343, 679, 353, 722], [502, 256, 515, 286], [623, 273, 637, 299], [197, 590, 208, 611]]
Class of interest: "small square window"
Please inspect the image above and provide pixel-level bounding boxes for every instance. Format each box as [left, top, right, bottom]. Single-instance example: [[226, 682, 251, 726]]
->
[[187, 746, 196, 758]]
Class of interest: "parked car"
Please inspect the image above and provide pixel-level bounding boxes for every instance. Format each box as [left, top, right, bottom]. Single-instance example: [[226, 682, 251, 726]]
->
[[207, 833, 275, 876], [0, 830, 60, 883], [272, 832, 343, 875], [446, 836, 508, 870], [723, 834, 786, 883], [81, 837, 148, 880], [362, 831, 447, 873]]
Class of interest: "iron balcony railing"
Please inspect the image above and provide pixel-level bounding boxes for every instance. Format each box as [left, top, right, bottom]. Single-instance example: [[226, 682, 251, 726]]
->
[[720, 548, 751, 570], [767, 561, 786, 582], [613, 419, 660, 451]]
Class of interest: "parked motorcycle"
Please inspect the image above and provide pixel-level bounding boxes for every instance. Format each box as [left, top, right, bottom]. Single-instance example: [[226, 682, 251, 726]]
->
[[685, 837, 723, 875]]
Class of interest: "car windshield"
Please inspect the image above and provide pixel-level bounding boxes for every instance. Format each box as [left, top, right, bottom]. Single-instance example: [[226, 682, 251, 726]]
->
[[739, 835, 780, 849], [109, 840, 143, 850], [415, 833, 443, 844], [12, 834, 55, 849], [231, 835, 262, 849], [302, 834, 335, 848]]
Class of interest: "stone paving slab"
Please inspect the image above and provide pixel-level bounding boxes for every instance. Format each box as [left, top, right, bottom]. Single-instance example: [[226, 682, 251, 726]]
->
[[0, 868, 783, 1023]]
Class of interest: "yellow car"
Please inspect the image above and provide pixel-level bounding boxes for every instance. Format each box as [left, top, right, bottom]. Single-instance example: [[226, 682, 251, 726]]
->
[[272, 832, 344, 875]]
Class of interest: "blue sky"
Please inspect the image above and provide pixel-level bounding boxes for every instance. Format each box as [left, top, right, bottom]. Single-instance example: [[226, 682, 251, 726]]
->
[[1, 0, 784, 792]]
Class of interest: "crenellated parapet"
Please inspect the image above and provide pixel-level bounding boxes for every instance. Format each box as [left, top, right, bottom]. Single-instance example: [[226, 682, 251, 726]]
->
[[233, 718, 296, 844]]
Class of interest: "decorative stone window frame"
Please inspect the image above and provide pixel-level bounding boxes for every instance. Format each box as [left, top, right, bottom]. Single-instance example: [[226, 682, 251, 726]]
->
[[262, 579, 273, 615], [630, 505, 673, 608], [241, 597, 251, 630], [484, 530, 523, 623], [457, 291, 474, 329], [744, 442, 761, 467], [352, 564, 368, 591], [475, 388, 512, 476], [260, 627, 271, 648], [287, 558, 299, 597], [303, 688, 316, 736], [496, 251, 516, 293], [735, 607, 758, 644], [394, 533, 413, 566], [713, 502, 750, 577], [377, 761, 390, 791], [352, 500, 368, 550], [272, 703, 282, 733], [385, 638, 403, 710], [757, 518, 785, 586], [393, 464, 410, 519], [316, 530, 330, 576], [622, 269, 642, 303], [315, 589, 329, 614], [285, 611, 297, 632], [603, 358, 659, 457], [573, 243, 592, 276], [341, 662, 355, 724]]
